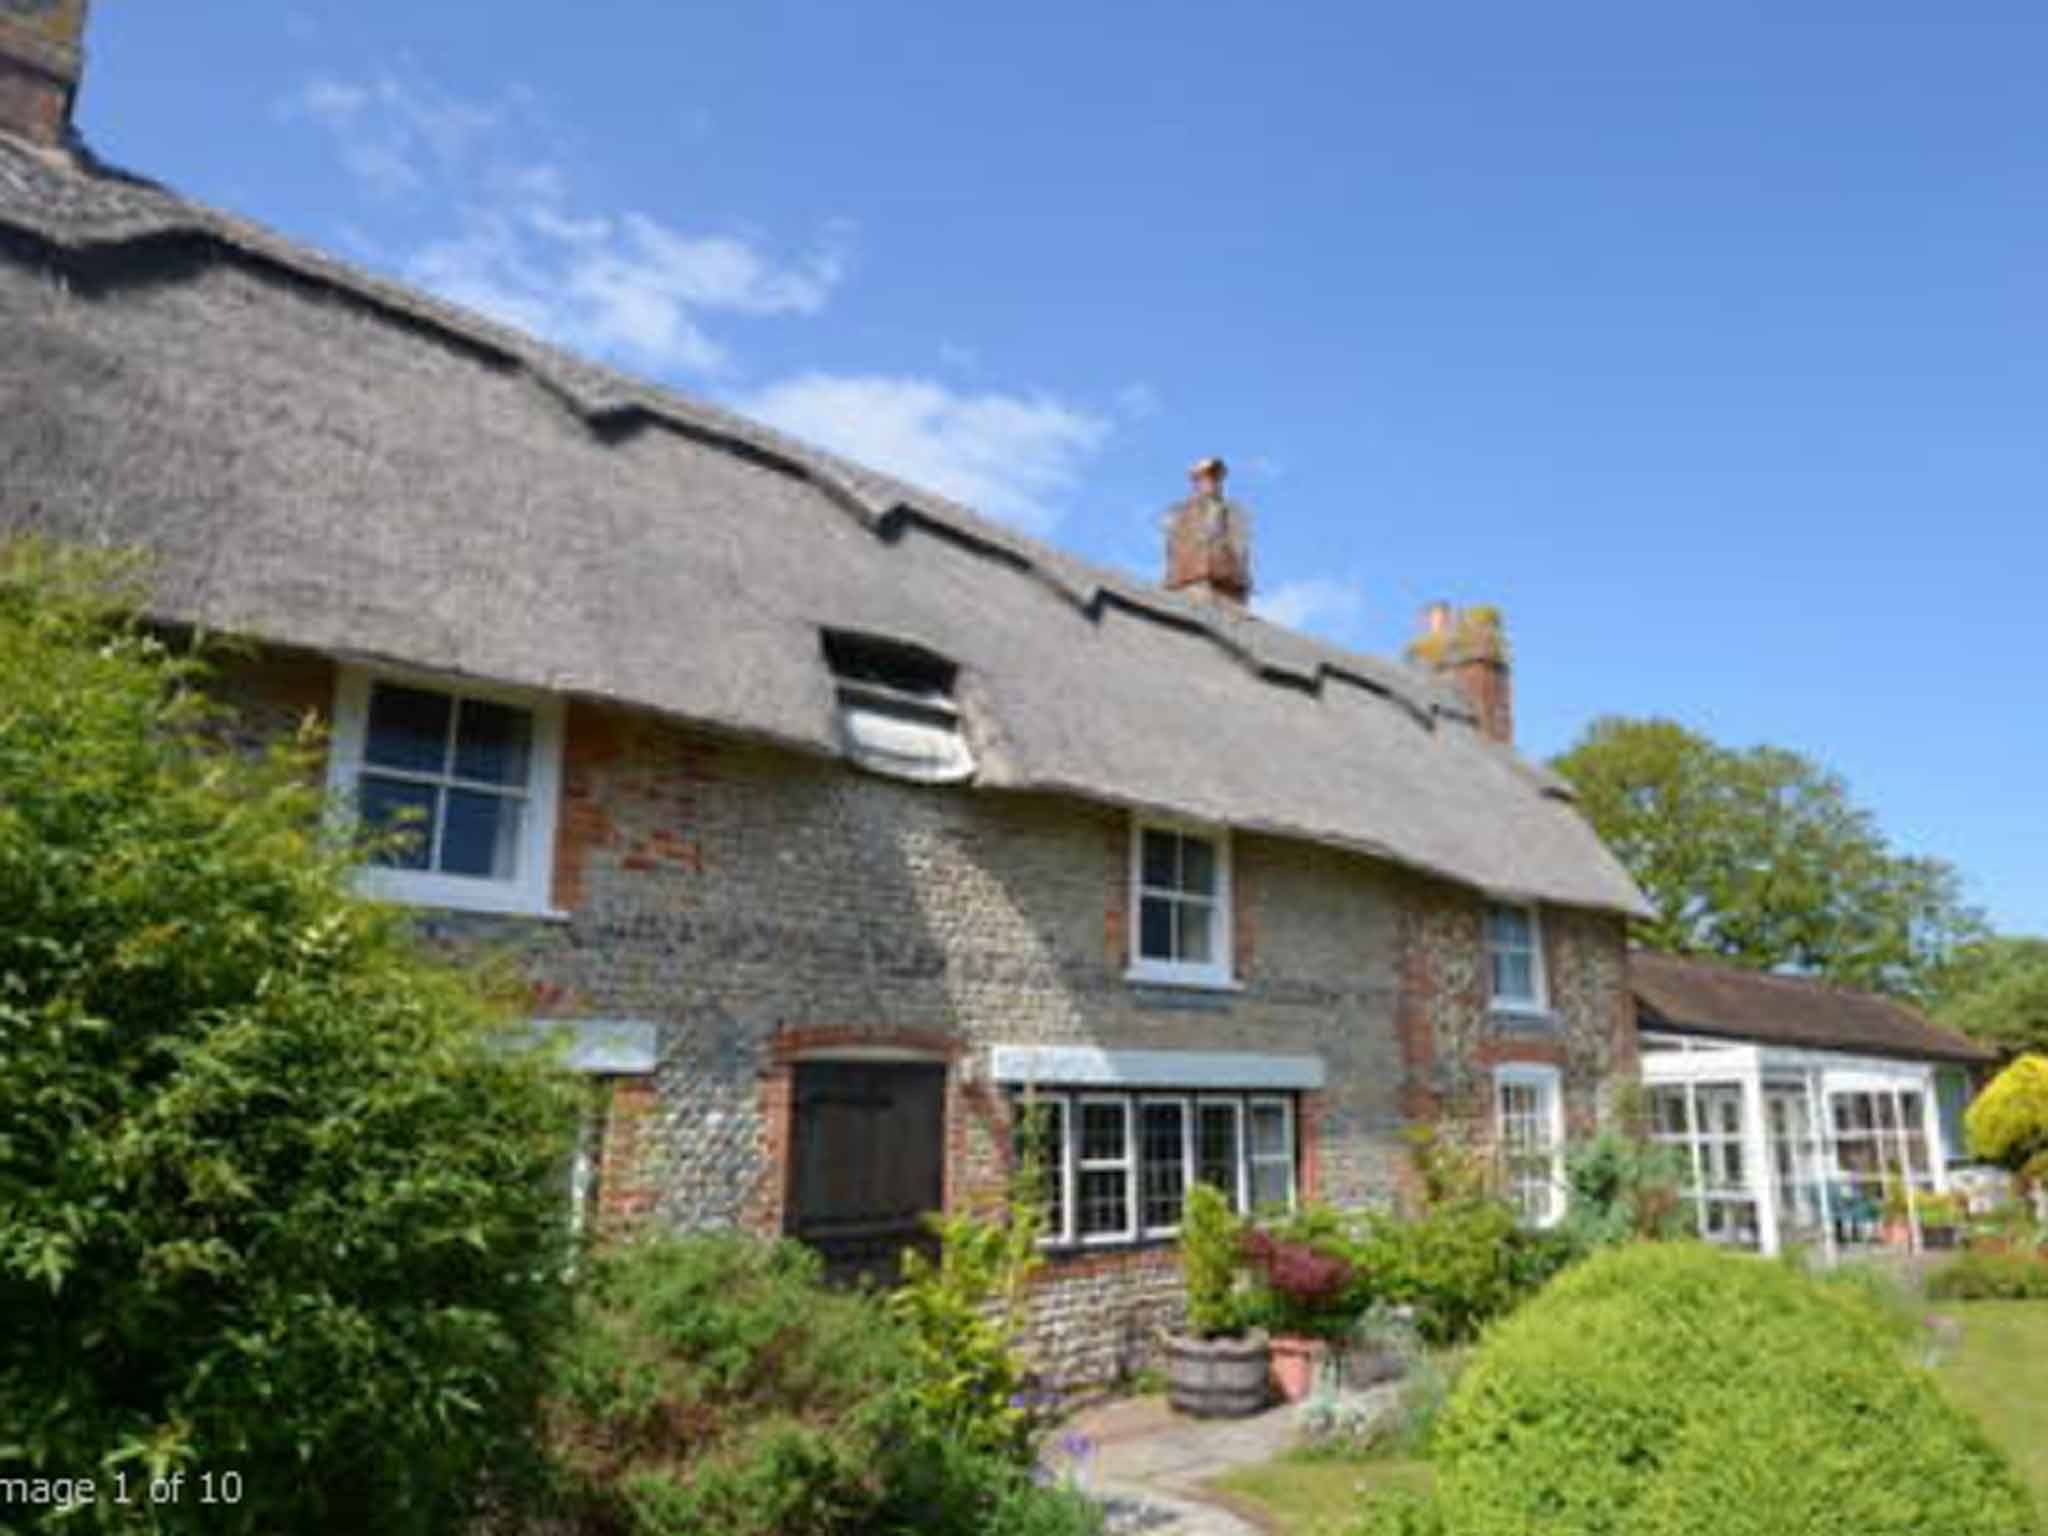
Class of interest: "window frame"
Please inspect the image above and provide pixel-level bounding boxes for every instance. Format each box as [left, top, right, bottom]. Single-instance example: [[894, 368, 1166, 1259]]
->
[[1195, 1096, 1248, 1214], [1484, 900, 1549, 1015], [1137, 1094, 1195, 1239], [1074, 1094, 1138, 1246], [1493, 1063, 1565, 1228], [1014, 1094, 1075, 1247], [1127, 817, 1236, 990], [327, 664, 565, 918], [1246, 1095, 1299, 1214], [1018, 1089, 1295, 1249]]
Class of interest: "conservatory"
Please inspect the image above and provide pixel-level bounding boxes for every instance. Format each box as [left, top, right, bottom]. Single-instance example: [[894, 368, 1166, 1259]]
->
[[1630, 953, 1993, 1260], [1640, 1035, 1951, 1258]]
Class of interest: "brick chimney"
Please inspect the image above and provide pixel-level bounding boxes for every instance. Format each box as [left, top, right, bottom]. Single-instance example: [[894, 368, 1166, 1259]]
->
[[0, 0, 88, 147], [1406, 601, 1513, 744], [1164, 456, 1252, 606]]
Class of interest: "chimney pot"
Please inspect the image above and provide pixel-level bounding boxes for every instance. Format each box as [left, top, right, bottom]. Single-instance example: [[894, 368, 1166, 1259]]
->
[[1407, 601, 1514, 745], [0, 0, 88, 146], [1163, 455, 1251, 606]]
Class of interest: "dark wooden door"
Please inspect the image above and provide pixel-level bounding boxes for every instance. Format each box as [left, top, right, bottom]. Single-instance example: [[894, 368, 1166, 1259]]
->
[[788, 1061, 945, 1285]]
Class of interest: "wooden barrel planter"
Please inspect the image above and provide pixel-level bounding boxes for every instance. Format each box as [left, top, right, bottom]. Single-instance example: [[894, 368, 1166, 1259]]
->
[[1163, 1330, 1271, 1418]]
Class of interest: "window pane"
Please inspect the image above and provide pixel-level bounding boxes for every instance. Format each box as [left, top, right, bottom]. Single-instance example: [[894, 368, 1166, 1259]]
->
[[1175, 899, 1214, 964], [1249, 1103, 1288, 1158], [1079, 1101, 1127, 1162], [1138, 896, 1174, 961], [1141, 1102, 1187, 1230], [1248, 1159, 1291, 1212], [358, 775, 437, 869], [1486, 904, 1531, 948], [1140, 828, 1177, 890], [1079, 1168, 1129, 1237], [364, 683, 452, 773], [1180, 836, 1217, 897], [440, 789, 522, 879], [1196, 1104, 1238, 1200], [1492, 951, 1534, 1003], [454, 698, 533, 786], [1900, 1094, 1924, 1133]]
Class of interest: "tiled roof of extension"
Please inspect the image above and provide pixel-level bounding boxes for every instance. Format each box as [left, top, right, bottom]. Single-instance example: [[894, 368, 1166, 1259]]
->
[[0, 133, 1649, 916], [1634, 951, 1993, 1064]]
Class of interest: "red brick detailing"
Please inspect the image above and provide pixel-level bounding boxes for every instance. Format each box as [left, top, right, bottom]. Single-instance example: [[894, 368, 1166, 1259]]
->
[[1033, 1244, 1183, 1285], [766, 1026, 964, 1065], [594, 1076, 661, 1236], [552, 701, 622, 912], [748, 1067, 793, 1238], [1298, 1090, 1325, 1201], [1104, 818, 1129, 969], [0, 28, 75, 146], [1393, 899, 1440, 1123]]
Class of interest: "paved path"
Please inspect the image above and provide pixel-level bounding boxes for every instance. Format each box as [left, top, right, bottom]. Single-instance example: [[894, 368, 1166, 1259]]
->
[[1045, 1394, 1303, 1535]]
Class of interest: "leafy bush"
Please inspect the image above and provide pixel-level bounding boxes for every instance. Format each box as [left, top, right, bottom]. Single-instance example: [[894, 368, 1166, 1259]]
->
[[887, 1192, 1045, 1464], [544, 1232, 1100, 1536], [1179, 1181, 1250, 1338], [0, 543, 581, 1534], [1558, 1130, 1689, 1249], [1411, 1243, 2037, 1535], [1969, 1055, 2048, 1189], [1929, 1249, 2048, 1301], [1357, 1199, 1521, 1346]]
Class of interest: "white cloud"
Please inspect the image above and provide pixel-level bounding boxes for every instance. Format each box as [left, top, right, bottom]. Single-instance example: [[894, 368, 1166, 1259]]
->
[[1253, 577, 1366, 634], [736, 374, 1110, 535], [282, 71, 847, 375]]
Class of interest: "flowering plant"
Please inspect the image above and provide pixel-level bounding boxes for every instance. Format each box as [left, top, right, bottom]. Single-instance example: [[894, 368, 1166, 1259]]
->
[[1240, 1228, 1363, 1340]]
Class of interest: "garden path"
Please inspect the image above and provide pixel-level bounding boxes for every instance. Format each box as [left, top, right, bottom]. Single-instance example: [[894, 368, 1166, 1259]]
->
[[1047, 1395, 1300, 1535]]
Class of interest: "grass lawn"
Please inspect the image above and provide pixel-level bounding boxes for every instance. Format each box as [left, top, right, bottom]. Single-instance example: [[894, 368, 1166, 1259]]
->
[[1212, 1453, 1432, 1535], [1934, 1300, 2048, 1525], [1212, 1299, 2048, 1534]]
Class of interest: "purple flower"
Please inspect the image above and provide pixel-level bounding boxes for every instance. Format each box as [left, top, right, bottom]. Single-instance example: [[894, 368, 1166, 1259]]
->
[[1056, 1430, 1096, 1462]]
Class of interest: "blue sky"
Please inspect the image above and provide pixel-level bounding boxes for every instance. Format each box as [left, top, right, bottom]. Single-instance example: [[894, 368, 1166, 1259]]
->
[[77, 3, 2047, 934]]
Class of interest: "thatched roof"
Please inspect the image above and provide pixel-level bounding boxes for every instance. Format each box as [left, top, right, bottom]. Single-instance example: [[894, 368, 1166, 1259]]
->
[[1634, 952, 1992, 1064], [0, 134, 1649, 916]]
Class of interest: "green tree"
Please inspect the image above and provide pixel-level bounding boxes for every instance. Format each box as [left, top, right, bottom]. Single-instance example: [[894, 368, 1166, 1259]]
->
[[1551, 716, 1984, 999], [1932, 936, 2048, 1056], [1965, 1054, 2048, 1189], [0, 542, 581, 1533]]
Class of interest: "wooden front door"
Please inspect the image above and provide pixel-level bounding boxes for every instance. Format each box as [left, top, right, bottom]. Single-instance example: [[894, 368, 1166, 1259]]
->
[[788, 1060, 945, 1285]]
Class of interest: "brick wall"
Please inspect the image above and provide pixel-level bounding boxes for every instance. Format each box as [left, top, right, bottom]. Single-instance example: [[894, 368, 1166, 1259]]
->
[[208, 652, 1632, 1385]]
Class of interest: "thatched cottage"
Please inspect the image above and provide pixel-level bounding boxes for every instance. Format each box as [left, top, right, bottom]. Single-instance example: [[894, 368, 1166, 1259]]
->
[[0, 6, 1648, 1379]]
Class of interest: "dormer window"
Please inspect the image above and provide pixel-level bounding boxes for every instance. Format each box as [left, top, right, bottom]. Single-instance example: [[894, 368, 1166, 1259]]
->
[[822, 630, 974, 784]]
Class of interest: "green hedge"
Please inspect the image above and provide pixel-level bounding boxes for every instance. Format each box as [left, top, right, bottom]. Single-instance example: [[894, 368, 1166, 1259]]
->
[[1416, 1243, 2037, 1536], [1929, 1250, 2048, 1301]]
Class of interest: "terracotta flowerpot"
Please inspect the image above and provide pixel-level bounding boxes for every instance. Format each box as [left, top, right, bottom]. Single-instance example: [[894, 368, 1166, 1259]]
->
[[1164, 1330, 1271, 1418], [1268, 1334, 1327, 1402]]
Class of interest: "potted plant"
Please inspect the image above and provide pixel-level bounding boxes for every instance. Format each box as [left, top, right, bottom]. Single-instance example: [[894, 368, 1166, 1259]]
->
[[1878, 1175, 1915, 1249], [1917, 1191, 1965, 1250], [1241, 1226, 1362, 1401], [1162, 1183, 1270, 1417]]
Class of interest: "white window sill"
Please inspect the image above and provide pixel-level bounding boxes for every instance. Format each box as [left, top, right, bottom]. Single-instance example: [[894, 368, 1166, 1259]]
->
[[1125, 966, 1243, 993], [356, 869, 571, 922], [1489, 1001, 1553, 1019]]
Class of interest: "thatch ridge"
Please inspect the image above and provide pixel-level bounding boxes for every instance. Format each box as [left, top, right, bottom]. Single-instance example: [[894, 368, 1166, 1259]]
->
[[0, 132, 1649, 916]]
